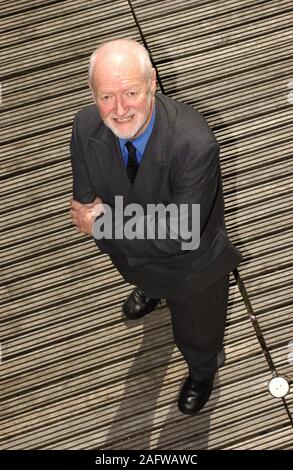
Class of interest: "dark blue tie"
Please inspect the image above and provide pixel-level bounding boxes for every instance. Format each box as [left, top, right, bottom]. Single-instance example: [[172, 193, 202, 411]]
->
[[125, 141, 138, 184]]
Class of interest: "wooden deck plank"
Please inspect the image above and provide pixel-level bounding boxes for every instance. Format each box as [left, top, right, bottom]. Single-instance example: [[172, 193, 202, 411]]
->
[[224, 426, 293, 450], [0, 0, 58, 16]]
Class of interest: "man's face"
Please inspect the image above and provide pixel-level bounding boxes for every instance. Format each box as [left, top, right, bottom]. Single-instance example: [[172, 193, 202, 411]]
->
[[91, 61, 156, 140]]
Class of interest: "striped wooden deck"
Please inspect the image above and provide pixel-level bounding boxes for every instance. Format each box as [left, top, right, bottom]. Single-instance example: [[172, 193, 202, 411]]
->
[[1, 0, 292, 450]]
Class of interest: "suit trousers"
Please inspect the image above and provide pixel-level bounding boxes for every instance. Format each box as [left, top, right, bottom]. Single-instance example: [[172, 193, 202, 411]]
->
[[166, 275, 230, 381]]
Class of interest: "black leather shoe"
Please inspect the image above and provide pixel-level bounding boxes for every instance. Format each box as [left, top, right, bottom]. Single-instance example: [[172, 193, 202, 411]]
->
[[122, 287, 160, 320], [178, 375, 214, 415]]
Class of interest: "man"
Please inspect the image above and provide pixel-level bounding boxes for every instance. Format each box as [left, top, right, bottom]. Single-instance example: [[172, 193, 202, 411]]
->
[[70, 39, 242, 415]]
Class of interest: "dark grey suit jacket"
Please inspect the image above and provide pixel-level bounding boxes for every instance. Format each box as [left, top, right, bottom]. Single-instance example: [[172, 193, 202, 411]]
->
[[70, 93, 242, 300]]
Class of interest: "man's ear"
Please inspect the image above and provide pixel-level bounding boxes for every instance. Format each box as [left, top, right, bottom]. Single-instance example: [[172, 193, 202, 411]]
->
[[151, 68, 157, 95], [88, 81, 97, 104]]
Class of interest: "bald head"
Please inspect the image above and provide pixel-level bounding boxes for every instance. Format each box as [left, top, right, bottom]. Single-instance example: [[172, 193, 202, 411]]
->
[[88, 39, 153, 88]]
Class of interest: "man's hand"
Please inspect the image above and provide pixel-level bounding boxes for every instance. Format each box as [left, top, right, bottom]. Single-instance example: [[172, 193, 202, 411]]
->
[[70, 197, 105, 236]]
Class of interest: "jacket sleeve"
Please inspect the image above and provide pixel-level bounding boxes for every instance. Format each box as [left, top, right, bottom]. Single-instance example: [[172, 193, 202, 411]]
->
[[94, 142, 220, 258], [70, 113, 96, 204]]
